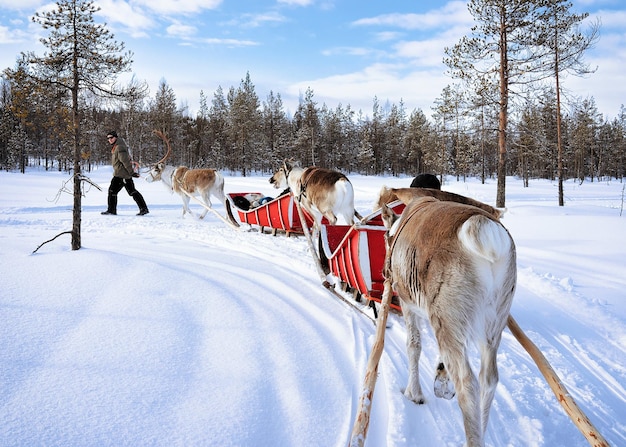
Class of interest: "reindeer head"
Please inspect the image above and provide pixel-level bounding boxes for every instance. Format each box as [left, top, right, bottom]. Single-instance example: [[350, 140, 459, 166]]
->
[[145, 130, 172, 183], [145, 162, 166, 183], [381, 203, 400, 232], [269, 158, 297, 189], [375, 186, 399, 211]]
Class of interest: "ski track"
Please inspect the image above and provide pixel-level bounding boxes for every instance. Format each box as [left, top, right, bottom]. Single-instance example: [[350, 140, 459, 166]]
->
[[0, 169, 624, 446]]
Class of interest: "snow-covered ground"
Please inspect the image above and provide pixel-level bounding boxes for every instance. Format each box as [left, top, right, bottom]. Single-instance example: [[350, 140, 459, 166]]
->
[[1, 166, 625, 447]]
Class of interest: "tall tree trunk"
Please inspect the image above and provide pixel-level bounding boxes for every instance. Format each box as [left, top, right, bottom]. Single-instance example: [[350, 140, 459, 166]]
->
[[496, 10, 508, 208], [555, 39, 565, 206], [71, 38, 81, 250]]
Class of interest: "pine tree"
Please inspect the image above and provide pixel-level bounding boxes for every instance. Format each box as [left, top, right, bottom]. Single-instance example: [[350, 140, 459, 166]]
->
[[445, 0, 545, 207], [533, 0, 599, 205], [228, 72, 261, 176]]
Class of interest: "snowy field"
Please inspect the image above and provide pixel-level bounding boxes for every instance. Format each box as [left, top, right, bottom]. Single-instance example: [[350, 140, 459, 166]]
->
[[1, 166, 625, 447]]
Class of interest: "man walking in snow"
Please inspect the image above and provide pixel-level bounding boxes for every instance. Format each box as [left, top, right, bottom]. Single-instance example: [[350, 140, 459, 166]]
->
[[101, 130, 149, 216]]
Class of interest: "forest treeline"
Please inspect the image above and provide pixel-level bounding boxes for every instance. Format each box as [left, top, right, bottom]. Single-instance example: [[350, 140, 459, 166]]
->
[[1, 0, 625, 187], [2, 70, 624, 184]]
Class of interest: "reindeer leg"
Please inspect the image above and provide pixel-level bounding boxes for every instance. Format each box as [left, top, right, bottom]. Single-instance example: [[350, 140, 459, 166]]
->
[[479, 338, 501, 437], [311, 220, 322, 254], [438, 333, 483, 447], [182, 195, 192, 218], [401, 303, 425, 404], [199, 194, 211, 219]]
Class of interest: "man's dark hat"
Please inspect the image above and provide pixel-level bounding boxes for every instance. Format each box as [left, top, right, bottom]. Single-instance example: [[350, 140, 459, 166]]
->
[[107, 130, 118, 138]]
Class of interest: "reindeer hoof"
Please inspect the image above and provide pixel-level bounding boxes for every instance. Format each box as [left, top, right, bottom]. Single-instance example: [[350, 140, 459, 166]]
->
[[403, 388, 425, 405], [434, 363, 456, 399]]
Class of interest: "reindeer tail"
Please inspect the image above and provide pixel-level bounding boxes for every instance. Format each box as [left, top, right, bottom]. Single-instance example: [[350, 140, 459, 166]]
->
[[458, 215, 512, 263]]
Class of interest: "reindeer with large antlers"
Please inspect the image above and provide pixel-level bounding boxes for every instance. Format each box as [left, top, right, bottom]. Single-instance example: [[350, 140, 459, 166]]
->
[[145, 130, 239, 227]]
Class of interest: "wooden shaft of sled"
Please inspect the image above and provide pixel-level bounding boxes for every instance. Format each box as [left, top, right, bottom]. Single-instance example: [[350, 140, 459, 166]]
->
[[181, 189, 240, 229], [349, 278, 393, 447], [294, 197, 329, 284], [507, 315, 610, 447]]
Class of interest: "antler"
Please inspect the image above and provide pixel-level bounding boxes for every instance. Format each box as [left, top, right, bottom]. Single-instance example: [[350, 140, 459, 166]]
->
[[153, 130, 172, 165], [282, 157, 297, 175]]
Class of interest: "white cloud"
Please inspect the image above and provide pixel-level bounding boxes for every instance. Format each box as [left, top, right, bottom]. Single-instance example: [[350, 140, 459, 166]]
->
[[393, 40, 447, 68], [0, 24, 32, 45], [166, 22, 197, 39], [236, 11, 286, 28], [134, 0, 222, 15], [200, 37, 259, 47], [0, 0, 42, 10], [286, 63, 449, 116], [352, 1, 471, 30], [95, 0, 155, 38], [374, 31, 404, 42], [0, 25, 19, 45], [391, 25, 469, 67], [94, 0, 223, 40], [593, 9, 626, 29], [321, 46, 380, 57], [277, 0, 314, 6]]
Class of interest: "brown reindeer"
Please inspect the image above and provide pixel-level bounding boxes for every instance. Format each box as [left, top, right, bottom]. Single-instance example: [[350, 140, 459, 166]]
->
[[145, 131, 238, 226], [381, 195, 516, 447], [269, 160, 362, 228], [376, 186, 504, 219]]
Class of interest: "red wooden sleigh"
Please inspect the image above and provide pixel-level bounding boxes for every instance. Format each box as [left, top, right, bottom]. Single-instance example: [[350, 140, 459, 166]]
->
[[229, 189, 404, 311], [320, 201, 406, 312], [228, 192, 316, 236]]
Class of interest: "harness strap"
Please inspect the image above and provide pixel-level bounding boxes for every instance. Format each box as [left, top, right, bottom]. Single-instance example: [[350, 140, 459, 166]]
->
[[170, 169, 180, 192], [386, 201, 426, 258], [283, 163, 307, 202], [298, 167, 315, 201]]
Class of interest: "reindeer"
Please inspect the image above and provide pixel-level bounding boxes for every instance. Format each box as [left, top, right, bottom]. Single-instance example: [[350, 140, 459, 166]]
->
[[380, 194, 516, 447], [375, 186, 504, 219], [145, 131, 238, 227], [269, 160, 362, 230]]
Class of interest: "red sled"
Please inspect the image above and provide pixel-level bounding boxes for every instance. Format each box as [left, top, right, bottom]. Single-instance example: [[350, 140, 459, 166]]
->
[[228, 192, 316, 236], [320, 201, 406, 312]]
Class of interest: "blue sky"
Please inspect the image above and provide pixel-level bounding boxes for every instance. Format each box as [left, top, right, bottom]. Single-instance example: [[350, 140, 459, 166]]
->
[[1, 0, 624, 118]]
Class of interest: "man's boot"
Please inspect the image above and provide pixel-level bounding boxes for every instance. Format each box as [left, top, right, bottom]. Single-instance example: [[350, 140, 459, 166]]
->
[[101, 194, 117, 215], [132, 191, 149, 215]]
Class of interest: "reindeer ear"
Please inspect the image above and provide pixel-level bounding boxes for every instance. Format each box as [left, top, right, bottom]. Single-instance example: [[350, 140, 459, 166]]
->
[[376, 185, 390, 209]]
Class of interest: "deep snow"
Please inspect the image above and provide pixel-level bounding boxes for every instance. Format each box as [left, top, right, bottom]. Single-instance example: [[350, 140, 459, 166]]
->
[[1, 167, 625, 447]]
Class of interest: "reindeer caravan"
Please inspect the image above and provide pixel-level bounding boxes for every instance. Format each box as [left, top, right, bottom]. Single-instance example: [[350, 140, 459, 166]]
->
[[140, 135, 607, 446]]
